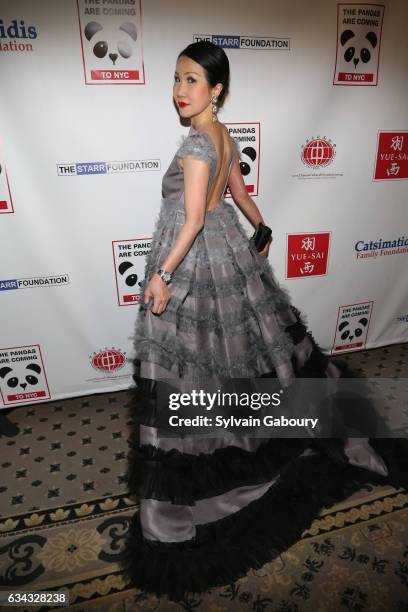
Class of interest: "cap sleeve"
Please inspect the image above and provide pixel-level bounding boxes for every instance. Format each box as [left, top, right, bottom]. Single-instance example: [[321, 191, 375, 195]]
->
[[176, 133, 217, 168]]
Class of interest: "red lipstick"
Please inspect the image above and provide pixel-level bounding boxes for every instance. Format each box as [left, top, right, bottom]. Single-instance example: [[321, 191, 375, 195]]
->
[[178, 102, 188, 108]]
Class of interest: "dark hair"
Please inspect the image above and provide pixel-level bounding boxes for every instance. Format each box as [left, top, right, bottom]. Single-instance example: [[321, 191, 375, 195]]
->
[[177, 41, 230, 106]]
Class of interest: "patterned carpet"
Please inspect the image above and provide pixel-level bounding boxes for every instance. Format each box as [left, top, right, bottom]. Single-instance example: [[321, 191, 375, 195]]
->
[[0, 343, 407, 611]]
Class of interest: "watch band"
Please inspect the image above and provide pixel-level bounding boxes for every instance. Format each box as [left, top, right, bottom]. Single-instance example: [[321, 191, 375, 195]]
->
[[157, 268, 173, 284]]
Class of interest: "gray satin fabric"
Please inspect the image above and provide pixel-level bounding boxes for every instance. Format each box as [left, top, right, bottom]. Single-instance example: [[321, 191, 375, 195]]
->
[[141, 477, 279, 542], [161, 127, 218, 200], [344, 438, 388, 476], [140, 499, 196, 542], [161, 155, 188, 201]]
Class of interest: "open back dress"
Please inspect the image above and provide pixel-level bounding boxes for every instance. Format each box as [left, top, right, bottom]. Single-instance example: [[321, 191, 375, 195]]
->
[[121, 124, 408, 603]]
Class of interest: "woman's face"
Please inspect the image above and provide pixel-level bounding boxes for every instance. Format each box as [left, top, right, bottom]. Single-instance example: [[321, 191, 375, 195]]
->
[[173, 55, 219, 121]]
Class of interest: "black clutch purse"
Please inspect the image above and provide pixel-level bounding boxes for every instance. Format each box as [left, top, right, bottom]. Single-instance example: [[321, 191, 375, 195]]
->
[[251, 222, 272, 252]]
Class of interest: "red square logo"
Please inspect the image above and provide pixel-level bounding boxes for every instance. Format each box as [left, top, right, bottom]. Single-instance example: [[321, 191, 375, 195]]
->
[[286, 232, 330, 279], [374, 132, 408, 180]]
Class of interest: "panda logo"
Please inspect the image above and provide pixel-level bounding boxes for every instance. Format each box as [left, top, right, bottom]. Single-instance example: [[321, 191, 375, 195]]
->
[[84, 21, 137, 66], [338, 317, 368, 342], [239, 146, 257, 178], [340, 30, 377, 69], [118, 261, 144, 288], [0, 363, 42, 391]]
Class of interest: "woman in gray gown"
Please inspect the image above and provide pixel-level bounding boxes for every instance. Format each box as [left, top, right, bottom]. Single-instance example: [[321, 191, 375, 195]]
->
[[121, 40, 408, 602]]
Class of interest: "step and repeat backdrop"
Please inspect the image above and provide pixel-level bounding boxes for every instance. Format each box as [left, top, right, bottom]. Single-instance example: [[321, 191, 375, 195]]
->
[[0, 0, 407, 408]]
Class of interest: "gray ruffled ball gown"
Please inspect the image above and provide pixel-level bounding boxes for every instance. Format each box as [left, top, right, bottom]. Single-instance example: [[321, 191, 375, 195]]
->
[[121, 126, 408, 602]]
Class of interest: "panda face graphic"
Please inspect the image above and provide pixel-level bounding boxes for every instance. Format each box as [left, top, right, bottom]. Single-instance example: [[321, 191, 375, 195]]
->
[[338, 317, 368, 342], [84, 21, 137, 66], [340, 30, 377, 68], [239, 146, 257, 177], [118, 261, 144, 288], [0, 363, 42, 391]]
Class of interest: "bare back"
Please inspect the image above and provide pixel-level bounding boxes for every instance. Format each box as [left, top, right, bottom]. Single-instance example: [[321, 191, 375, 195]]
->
[[175, 123, 238, 213], [200, 123, 235, 211]]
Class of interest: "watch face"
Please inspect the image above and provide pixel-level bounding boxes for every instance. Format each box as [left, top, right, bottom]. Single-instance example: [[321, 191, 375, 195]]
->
[[159, 270, 171, 282]]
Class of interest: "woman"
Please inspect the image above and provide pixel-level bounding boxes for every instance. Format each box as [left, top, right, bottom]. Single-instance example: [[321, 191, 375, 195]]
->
[[121, 41, 408, 602]]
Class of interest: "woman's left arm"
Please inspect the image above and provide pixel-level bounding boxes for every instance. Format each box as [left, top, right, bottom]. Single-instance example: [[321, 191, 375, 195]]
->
[[144, 156, 209, 314]]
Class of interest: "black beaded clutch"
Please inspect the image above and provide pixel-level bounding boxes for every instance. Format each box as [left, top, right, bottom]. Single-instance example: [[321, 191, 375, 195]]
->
[[251, 222, 272, 252]]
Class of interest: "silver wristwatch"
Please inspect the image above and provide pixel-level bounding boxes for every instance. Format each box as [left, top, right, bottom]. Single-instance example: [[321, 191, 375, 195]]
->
[[156, 268, 173, 284]]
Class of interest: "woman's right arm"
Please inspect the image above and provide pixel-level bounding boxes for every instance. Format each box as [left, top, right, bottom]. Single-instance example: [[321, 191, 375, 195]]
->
[[228, 159, 266, 229]]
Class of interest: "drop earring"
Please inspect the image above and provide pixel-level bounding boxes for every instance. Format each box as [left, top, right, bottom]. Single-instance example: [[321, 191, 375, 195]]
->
[[211, 95, 218, 122]]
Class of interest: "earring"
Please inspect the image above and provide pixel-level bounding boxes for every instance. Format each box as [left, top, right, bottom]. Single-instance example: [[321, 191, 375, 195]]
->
[[211, 95, 218, 122]]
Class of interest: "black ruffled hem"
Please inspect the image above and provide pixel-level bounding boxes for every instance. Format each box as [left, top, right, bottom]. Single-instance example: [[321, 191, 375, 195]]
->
[[120, 448, 395, 603], [125, 436, 309, 504]]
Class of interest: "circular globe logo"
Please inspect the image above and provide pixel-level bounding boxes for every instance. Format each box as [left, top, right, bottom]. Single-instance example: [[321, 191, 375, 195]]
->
[[301, 137, 336, 168], [90, 348, 126, 372]]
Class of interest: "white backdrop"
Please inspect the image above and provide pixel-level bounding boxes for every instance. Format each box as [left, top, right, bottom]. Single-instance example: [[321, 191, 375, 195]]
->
[[0, 0, 407, 408]]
